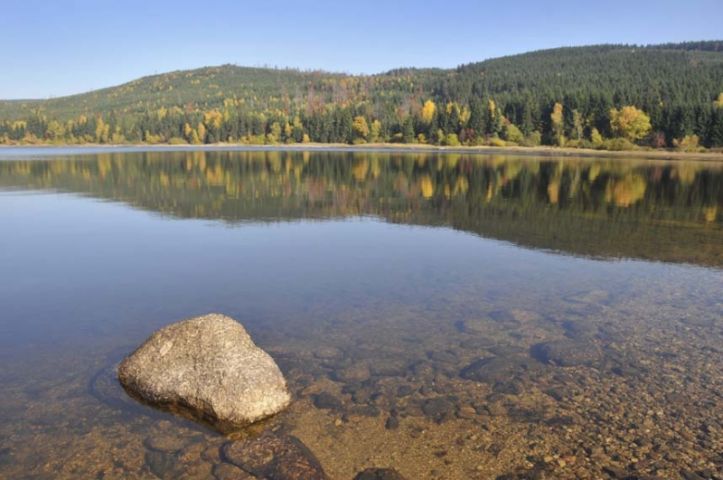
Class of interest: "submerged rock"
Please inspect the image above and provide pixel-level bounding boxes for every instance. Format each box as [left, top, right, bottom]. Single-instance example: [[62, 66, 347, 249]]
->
[[564, 289, 609, 305], [0, 448, 11, 467], [221, 432, 327, 479], [421, 396, 458, 423], [385, 415, 400, 430], [118, 313, 291, 432], [561, 319, 599, 340], [346, 404, 381, 418], [531, 339, 602, 367], [354, 468, 407, 480], [144, 450, 176, 479], [212, 463, 255, 480], [460, 355, 544, 384], [331, 363, 371, 383], [456, 310, 521, 334], [312, 392, 343, 411], [143, 433, 198, 453]]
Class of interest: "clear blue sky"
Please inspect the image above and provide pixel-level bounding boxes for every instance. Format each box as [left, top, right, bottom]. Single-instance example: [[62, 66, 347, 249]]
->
[[1, 0, 721, 99]]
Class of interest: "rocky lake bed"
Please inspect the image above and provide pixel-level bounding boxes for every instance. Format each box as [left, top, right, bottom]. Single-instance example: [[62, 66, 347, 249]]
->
[[1, 277, 720, 479]]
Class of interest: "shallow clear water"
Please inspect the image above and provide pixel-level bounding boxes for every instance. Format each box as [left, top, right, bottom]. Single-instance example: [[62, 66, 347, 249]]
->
[[0, 149, 721, 479]]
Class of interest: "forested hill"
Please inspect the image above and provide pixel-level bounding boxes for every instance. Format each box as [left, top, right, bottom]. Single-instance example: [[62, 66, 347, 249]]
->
[[1, 41, 722, 149], [0, 67, 347, 120]]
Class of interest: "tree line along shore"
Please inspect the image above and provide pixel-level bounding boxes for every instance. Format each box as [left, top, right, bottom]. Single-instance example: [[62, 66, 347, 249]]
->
[[1, 43, 721, 153]]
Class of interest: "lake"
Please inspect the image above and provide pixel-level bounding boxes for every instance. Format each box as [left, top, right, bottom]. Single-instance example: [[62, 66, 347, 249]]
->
[[0, 148, 721, 479]]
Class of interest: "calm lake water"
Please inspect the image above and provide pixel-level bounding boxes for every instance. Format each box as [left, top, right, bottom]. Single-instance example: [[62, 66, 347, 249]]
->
[[0, 149, 721, 479]]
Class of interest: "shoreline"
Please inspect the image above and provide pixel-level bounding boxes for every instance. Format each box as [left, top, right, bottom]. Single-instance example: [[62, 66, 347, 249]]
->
[[1, 142, 722, 162]]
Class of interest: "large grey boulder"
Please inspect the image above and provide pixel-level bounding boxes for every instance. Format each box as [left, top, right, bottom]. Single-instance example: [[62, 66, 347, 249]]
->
[[118, 313, 291, 431]]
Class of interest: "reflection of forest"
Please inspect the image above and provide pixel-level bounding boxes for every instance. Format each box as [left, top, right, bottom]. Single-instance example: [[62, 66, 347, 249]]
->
[[1, 151, 721, 267]]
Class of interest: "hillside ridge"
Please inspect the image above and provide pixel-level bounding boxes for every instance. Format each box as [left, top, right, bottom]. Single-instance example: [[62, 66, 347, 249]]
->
[[1, 41, 721, 149]]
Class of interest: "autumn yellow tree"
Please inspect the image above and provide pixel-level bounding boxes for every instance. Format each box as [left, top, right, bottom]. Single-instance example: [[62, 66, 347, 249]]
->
[[266, 121, 281, 144], [590, 128, 604, 146], [714, 93, 723, 109], [421, 100, 436, 124], [502, 122, 524, 143], [352, 116, 369, 142], [95, 117, 110, 143], [444, 133, 460, 146], [46, 121, 65, 142], [609, 106, 651, 141], [203, 110, 223, 131], [182, 123, 194, 143], [111, 126, 125, 144], [488, 99, 503, 135], [550, 102, 565, 146], [369, 120, 382, 143], [188, 129, 201, 145], [673, 135, 700, 152]]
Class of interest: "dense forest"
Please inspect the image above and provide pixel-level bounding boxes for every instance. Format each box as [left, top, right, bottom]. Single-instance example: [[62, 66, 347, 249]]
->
[[1, 42, 722, 150], [0, 151, 720, 266]]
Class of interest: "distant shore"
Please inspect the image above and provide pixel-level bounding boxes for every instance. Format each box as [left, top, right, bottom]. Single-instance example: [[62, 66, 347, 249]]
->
[[1, 142, 722, 162]]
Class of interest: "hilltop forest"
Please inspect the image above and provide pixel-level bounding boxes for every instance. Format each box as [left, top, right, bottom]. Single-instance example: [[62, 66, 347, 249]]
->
[[1, 42, 722, 150]]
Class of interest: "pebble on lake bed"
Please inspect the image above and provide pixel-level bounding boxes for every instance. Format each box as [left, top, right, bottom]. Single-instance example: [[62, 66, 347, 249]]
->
[[118, 313, 291, 432]]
